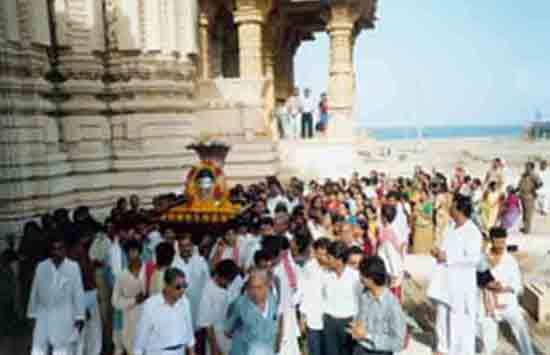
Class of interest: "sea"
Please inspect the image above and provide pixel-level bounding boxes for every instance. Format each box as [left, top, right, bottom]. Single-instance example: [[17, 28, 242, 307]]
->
[[364, 125, 523, 141]]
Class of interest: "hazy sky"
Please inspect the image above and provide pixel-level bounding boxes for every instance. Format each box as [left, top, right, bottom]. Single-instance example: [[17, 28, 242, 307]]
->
[[294, 0, 550, 127]]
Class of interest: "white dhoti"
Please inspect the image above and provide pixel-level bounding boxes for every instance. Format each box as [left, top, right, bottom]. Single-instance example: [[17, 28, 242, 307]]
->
[[74, 291, 103, 355], [278, 307, 300, 355], [478, 307, 534, 355], [31, 348, 72, 355], [537, 191, 549, 214], [435, 302, 476, 355]]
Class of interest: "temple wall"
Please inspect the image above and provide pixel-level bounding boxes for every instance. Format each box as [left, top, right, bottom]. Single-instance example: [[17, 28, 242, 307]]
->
[[0, 0, 279, 236]]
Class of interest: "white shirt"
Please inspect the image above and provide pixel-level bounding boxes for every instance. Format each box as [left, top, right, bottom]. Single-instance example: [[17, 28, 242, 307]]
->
[[208, 236, 246, 267], [479, 252, 522, 311], [302, 95, 316, 114], [429, 219, 482, 313], [307, 220, 328, 241], [299, 259, 327, 330], [133, 294, 195, 355], [242, 236, 262, 270], [322, 266, 361, 318], [198, 278, 232, 354], [28, 259, 85, 348], [172, 254, 209, 330]]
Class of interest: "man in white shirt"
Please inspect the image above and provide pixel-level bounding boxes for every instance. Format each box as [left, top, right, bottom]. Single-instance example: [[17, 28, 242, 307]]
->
[[537, 160, 550, 215], [299, 238, 330, 355], [477, 227, 534, 355], [209, 228, 244, 269], [301, 88, 315, 139], [198, 260, 241, 355], [134, 268, 196, 355], [285, 87, 302, 140], [172, 234, 209, 349], [28, 237, 85, 355], [323, 240, 362, 355], [429, 195, 482, 355]]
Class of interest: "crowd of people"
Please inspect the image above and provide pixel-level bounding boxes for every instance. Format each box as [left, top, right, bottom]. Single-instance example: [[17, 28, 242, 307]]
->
[[1, 157, 549, 355], [275, 87, 329, 140]]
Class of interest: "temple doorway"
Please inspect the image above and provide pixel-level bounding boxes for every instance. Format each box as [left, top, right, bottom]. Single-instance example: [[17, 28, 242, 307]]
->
[[211, 6, 239, 78]]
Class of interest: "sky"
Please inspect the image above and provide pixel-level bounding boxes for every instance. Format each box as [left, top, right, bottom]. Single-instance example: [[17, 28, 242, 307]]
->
[[294, 0, 550, 127]]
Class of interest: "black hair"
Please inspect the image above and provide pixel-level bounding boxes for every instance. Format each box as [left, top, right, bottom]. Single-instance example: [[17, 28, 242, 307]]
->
[[453, 194, 473, 218], [261, 235, 285, 257], [164, 267, 186, 286], [386, 191, 401, 201], [274, 202, 289, 214], [381, 204, 397, 224], [359, 255, 387, 287], [123, 239, 143, 254], [254, 249, 274, 266], [294, 231, 312, 255], [312, 237, 331, 251], [327, 240, 348, 261], [489, 227, 507, 240], [214, 259, 240, 282], [155, 242, 175, 268], [259, 216, 274, 227], [345, 246, 364, 262]]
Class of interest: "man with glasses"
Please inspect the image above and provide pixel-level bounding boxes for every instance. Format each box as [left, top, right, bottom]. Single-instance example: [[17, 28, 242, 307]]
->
[[134, 268, 195, 355]]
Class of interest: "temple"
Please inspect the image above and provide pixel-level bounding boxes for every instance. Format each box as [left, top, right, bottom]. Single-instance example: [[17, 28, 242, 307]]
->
[[0, 0, 378, 234]]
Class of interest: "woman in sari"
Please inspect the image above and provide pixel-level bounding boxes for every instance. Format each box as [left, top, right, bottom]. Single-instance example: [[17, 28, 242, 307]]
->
[[500, 186, 522, 232], [411, 188, 435, 254], [434, 181, 453, 247], [480, 181, 502, 237]]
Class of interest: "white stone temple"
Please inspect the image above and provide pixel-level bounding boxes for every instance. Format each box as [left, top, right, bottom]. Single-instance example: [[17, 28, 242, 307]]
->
[[0, 0, 378, 235]]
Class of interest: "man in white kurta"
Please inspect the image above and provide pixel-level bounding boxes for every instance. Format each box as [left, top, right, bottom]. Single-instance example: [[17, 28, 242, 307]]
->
[[28, 238, 85, 355], [429, 196, 482, 355], [477, 228, 534, 355], [198, 260, 241, 355], [172, 235, 209, 332], [273, 248, 301, 355]]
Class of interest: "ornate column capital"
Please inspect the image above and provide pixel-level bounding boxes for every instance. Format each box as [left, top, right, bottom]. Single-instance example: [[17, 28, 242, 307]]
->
[[234, 8, 265, 26]]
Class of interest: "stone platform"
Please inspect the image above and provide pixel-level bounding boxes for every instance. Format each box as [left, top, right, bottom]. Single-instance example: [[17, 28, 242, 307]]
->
[[278, 138, 359, 180]]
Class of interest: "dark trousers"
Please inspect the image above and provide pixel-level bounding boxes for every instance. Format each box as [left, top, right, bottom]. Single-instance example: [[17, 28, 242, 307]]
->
[[307, 328, 324, 355], [323, 314, 353, 355], [194, 328, 207, 355], [302, 112, 313, 139]]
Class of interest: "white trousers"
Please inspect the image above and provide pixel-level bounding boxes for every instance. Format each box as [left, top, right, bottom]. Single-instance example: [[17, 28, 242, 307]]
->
[[31, 347, 71, 355], [537, 193, 549, 214], [74, 301, 103, 355], [477, 307, 534, 355], [287, 114, 300, 139], [435, 302, 476, 355]]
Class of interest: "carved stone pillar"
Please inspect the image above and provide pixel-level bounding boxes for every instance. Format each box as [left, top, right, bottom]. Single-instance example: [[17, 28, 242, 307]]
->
[[198, 13, 211, 79], [55, 0, 110, 174], [263, 25, 276, 136], [234, 7, 264, 79], [326, 4, 356, 138]]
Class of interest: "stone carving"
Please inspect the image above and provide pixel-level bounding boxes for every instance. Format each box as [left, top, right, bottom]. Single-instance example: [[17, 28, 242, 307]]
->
[[0, 0, 377, 235]]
